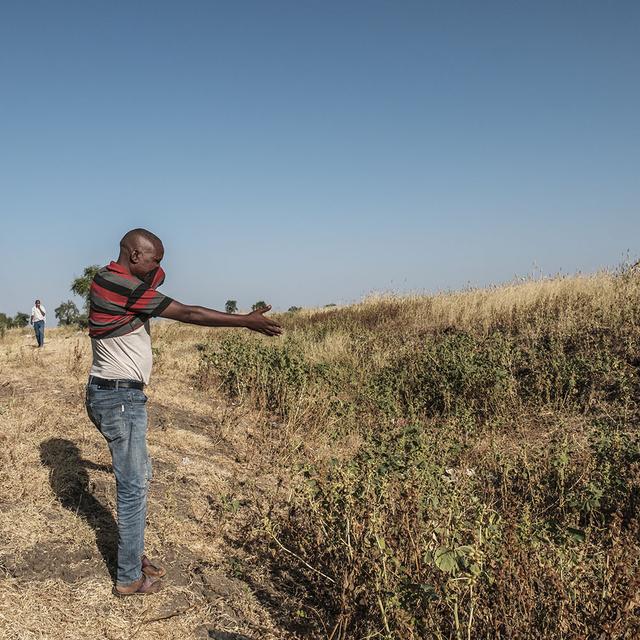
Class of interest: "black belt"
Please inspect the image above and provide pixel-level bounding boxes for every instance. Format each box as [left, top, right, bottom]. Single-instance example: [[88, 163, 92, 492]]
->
[[88, 376, 144, 390]]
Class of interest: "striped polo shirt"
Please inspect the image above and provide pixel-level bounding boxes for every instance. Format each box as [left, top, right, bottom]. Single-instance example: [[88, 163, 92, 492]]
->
[[89, 262, 173, 339]]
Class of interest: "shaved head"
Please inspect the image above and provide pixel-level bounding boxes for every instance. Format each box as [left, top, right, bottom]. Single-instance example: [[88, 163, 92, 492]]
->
[[120, 228, 163, 254], [117, 228, 165, 282]]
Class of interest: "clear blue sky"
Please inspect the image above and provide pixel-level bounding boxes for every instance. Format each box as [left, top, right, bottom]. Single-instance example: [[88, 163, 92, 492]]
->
[[1, 1, 638, 319]]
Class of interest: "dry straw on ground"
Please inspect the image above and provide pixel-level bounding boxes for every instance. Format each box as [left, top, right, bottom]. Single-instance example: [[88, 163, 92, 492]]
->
[[0, 327, 285, 639]]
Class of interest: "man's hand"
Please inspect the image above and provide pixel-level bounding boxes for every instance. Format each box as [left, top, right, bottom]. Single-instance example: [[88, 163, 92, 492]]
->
[[244, 305, 282, 337]]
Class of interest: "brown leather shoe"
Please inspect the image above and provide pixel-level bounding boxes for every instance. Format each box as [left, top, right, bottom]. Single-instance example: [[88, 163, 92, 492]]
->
[[142, 555, 166, 578], [113, 574, 162, 597]]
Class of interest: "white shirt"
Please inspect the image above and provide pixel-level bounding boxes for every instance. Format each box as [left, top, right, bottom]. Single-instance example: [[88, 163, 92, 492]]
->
[[89, 322, 154, 384], [31, 305, 46, 322]]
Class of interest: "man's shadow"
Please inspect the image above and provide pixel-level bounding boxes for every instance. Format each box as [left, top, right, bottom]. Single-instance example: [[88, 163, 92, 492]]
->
[[40, 438, 118, 582]]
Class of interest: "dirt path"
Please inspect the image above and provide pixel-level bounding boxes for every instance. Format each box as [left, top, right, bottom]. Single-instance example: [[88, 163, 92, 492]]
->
[[0, 328, 299, 640]]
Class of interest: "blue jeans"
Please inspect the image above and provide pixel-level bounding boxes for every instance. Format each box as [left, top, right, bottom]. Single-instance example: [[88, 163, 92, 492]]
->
[[85, 383, 152, 586], [33, 320, 45, 347]]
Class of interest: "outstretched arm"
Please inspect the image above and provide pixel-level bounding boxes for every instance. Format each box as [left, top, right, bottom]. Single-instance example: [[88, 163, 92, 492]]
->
[[159, 301, 282, 337]]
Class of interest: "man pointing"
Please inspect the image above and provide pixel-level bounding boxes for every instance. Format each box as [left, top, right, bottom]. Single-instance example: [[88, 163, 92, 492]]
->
[[86, 228, 281, 596]]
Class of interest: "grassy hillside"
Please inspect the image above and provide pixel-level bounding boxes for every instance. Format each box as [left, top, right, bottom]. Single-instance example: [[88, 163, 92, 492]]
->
[[0, 267, 638, 639]]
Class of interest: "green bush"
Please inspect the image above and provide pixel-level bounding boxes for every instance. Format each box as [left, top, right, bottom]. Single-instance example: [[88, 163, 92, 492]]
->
[[194, 272, 640, 638]]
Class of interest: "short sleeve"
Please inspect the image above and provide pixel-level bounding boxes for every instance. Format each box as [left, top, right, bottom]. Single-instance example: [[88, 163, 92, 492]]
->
[[126, 283, 173, 317]]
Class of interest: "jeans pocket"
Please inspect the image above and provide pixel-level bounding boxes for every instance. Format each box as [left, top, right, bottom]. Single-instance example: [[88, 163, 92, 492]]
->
[[88, 394, 127, 442]]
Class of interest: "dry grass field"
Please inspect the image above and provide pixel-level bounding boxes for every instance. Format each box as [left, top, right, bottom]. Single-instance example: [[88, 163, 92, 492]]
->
[[0, 324, 298, 639], [1, 267, 639, 639]]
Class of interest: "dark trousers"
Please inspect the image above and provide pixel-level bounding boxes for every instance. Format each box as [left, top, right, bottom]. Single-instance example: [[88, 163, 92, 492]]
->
[[33, 320, 45, 347]]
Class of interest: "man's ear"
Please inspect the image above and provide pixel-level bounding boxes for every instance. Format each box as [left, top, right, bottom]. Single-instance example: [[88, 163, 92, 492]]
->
[[130, 249, 140, 264]]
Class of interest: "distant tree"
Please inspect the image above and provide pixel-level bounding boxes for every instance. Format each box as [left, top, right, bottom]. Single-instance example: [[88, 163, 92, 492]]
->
[[288, 306, 301, 313], [324, 303, 337, 308], [0, 313, 10, 328], [71, 265, 100, 312], [252, 300, 267, 311], [225, 300, 238, 314], [55, 300, 81, 326], [13, 312, 29, 327]]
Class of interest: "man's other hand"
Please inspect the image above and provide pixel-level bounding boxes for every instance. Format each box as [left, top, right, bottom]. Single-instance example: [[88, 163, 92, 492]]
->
[[245, 305, 282, 337]]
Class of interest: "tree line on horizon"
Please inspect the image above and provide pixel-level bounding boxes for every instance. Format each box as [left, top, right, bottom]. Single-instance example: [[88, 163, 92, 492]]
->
[[226, 300, 304, 314], [0, 312, 30, 330]]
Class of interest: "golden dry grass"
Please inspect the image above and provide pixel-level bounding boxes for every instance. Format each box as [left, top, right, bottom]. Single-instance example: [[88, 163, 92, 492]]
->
[[293, 269, 637, 335]]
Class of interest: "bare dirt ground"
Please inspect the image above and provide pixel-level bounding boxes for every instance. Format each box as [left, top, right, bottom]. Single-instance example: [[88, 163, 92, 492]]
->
[[0, 326, 304, 640]]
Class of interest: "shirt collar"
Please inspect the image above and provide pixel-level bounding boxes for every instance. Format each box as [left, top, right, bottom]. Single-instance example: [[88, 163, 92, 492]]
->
[[106, 261, 165, 289], [107, 261, 130, 275]]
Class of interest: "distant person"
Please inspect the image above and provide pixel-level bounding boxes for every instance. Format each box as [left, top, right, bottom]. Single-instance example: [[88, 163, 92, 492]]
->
[[30, 299, 46, 347], [86, 228, 282, 596]]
